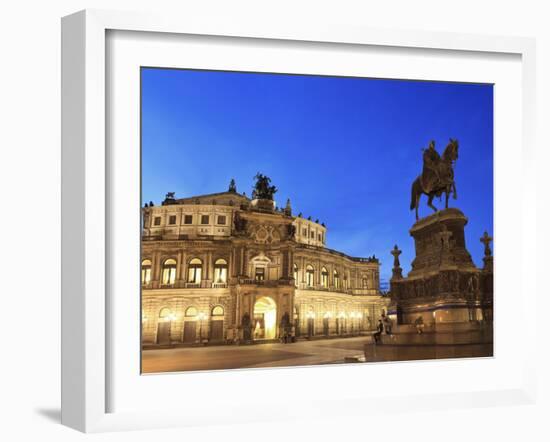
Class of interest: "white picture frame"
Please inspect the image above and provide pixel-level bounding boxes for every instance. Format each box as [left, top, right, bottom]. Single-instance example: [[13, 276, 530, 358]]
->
[[61, 9, 537, 433]]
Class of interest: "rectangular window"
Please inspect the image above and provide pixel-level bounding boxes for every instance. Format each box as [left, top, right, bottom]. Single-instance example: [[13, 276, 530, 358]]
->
[[188, 267, 202, 284], [162, 268, 176, 285], [153, 217, 161, 226], [310, 231, 315, 238], [141, 268, 151, 284], [217, 215, 226, 225], [184, 214, 193, 224], [303, 228, 307, 236], [318, 233, 321, 241], [214, 267, 227, 283], [168, 215, 177, 225], [201, 215, 210, 224], [306, 270, 314, 287]]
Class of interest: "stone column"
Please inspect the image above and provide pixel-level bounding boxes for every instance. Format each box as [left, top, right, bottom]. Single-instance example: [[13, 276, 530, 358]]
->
[[241, 247, 246, 276], [282, 249, 289, 279], [228, 247, 234, 279], [181, 252, 187, 283], [233, 247, 240, 277], [207, 251, 213, 282], [176, 250, 183, 283], [152, 251, 160, 289]]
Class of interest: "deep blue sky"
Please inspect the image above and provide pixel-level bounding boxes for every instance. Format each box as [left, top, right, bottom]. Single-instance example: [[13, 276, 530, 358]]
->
[[141, 68, 493, 286]]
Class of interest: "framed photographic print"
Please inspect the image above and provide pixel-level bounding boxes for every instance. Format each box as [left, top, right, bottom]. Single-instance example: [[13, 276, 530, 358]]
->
[[61, 9, 537, 433], [139, 68, 493, 374]]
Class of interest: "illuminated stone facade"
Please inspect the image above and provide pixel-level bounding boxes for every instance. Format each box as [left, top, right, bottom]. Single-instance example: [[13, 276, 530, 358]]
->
[[141, 181, 389, 346]]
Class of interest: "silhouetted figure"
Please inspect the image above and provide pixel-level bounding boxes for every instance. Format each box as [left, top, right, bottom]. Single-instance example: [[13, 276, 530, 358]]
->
[[373, 320, 384, 344]]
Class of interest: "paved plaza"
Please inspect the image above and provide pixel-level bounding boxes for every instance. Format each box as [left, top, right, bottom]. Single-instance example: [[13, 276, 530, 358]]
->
[[141, 336, 492, 373]]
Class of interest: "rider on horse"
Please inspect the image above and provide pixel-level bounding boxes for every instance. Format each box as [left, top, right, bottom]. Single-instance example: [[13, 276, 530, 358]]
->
[[411, 138, 459, 220], [421, 140, 443, 193]]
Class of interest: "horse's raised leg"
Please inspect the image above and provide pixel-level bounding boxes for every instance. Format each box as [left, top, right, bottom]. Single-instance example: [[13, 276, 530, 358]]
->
[[445, 188, 449, 209], [427, 194, 438, 213], [415, 195, 419, 220]]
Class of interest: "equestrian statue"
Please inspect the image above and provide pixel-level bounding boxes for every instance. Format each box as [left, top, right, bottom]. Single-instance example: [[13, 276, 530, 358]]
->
[[410, 139, 459, 221]]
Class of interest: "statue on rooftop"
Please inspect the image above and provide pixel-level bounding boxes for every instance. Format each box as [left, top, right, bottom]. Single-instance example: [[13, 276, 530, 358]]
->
[[228, 178, 237, 193], [287, 223, 296, 239], [252, 173, 277, 200], [234, 211, 248, 232]]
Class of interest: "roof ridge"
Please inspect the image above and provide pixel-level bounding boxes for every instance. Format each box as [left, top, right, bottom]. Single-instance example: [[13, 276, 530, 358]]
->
[[175, 190, 250, 202]]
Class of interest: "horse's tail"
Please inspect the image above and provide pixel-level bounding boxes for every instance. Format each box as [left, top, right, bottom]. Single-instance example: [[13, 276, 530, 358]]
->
[[410, 178, 418, 210]]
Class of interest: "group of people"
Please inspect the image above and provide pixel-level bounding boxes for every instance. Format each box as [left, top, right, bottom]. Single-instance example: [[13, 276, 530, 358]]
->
[[372, 314, 393, 344], [372, 314, 427, 343]]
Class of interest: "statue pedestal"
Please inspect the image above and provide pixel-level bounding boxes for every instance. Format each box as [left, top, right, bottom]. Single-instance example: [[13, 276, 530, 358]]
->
[[408, 208, 476, 277], [251, 198, 276, 213], [389, 209, 493, 344]]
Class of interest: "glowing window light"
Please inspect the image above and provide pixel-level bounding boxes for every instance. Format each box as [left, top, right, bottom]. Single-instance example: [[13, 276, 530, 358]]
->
[[162, 258, 177, 285]]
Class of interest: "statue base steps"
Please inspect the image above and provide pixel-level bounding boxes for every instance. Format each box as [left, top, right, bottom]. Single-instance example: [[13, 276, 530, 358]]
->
[[378, 322, 492, 346]]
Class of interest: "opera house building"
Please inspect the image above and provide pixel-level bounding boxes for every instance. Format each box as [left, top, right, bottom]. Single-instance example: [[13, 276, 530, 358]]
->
[[141, 178, 389, 347]]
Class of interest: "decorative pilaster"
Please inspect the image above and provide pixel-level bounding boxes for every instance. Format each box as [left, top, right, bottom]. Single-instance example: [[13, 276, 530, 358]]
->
[[176, 250, 183, 284]]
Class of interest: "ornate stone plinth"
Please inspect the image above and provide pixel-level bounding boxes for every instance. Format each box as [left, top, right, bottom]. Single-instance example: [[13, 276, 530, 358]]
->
[[250, 198, 276, 212], [409, 208, 476, 277], [389, 208, 493, 335]]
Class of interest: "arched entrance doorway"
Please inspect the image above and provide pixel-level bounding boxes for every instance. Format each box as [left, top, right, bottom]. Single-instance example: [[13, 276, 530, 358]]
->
[[253, 296, 277, 340], [157, 307, 175, 345]]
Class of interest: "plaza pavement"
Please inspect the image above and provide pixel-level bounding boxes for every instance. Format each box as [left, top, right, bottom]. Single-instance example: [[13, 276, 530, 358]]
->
[[141, 336, 492, 373]]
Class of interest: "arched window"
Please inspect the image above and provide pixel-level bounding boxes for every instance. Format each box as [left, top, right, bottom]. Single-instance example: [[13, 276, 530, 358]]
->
[[159, 307, 175, 322], [212, 305, 224, 316], [293, 264, 299, 287], [161, 259, 177, 285], [185, 306, 198, 317], [333, 270, 340, 289], [321, 267, 328, 288], [141, 259, 152, 284], [213, 258, 228, 283], [187, 258, 203, 284], [306, 265, 314, 287]]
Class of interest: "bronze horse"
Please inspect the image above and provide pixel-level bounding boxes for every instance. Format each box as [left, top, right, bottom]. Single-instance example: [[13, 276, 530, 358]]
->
[[410, 139, 459, 220]]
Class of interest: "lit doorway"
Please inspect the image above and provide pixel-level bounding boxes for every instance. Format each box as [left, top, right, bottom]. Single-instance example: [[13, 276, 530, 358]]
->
[[157, 307, 174, 345], [253, 296, 277, 340]]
